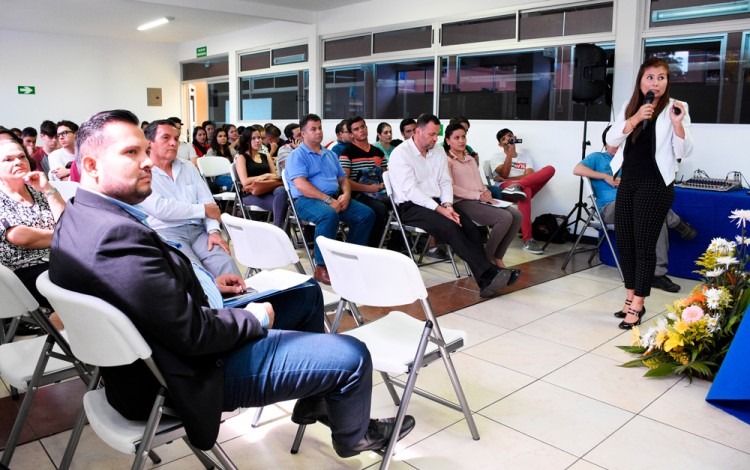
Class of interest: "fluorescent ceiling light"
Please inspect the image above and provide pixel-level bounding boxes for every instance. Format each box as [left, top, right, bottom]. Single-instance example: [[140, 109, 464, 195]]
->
[[137, 16, 174, 31], [652, 1, 750, 23]]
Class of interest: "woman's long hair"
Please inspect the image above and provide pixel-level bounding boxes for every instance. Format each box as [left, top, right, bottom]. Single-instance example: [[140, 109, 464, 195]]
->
[[237, 127, 260, 157], [442, 122, 466, 154], [209, 128, 232, 159], [625, 57, 671, 142]]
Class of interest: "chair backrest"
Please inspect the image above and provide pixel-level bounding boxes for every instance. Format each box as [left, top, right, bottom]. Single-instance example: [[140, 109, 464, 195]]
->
[[482, 160, 494, 186], [317, 235, 428, 307], [0, 264, 39, 320], [221, 213, 300, 269], [197, 156, 232, 178], [582, 176, 605, 217], [36, 271, 152, 368], [49, 180, 80, 201]]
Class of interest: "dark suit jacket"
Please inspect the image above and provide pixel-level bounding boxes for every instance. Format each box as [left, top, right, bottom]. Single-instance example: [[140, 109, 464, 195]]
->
[[49, 188, 264, 449]]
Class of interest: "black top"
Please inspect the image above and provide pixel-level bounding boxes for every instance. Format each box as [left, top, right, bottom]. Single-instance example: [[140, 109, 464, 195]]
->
[[622, 118, 660, 181], [244, 152, 271, 177]]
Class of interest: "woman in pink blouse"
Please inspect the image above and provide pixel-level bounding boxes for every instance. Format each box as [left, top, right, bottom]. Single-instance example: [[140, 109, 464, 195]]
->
[[444, 123, 522, 280]]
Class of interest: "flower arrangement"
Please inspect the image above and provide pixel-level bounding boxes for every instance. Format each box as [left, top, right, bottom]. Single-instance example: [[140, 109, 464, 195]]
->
[[618, 209, 750, 380]]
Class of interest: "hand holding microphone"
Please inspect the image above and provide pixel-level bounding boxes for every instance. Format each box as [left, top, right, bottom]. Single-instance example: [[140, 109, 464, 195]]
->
[[642, 90, 655, 130]]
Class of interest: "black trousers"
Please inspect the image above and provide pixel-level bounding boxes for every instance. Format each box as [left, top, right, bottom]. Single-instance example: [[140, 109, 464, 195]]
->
[[14, 262, 52, 310], [397, 201, 494, 279], [614, 179, 674, 297], [354, 193, 389, 248]]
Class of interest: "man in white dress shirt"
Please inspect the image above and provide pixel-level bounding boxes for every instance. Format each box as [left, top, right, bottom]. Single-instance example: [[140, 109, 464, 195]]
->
[[387, 113, 514, 298], [139, 119, 240, 277]]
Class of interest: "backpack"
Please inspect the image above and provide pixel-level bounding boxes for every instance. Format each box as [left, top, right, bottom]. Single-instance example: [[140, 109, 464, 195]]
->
[[532, 214, 568, 243]]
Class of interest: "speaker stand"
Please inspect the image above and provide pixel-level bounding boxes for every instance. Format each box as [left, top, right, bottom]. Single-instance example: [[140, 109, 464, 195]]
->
[[541, 102, 593, 251]]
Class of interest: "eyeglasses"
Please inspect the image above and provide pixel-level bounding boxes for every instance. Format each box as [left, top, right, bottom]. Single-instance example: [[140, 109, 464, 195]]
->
[[57, 130, 75, 138]]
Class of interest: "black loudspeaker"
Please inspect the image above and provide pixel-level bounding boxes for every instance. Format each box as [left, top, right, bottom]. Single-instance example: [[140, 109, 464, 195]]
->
[[572, 43, 607, 104]]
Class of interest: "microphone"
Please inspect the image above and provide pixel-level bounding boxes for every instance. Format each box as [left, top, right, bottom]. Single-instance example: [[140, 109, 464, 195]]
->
[[642, 91, 655, 130]]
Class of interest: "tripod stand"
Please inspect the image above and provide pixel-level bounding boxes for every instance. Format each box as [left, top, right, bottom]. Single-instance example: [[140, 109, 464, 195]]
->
[[541, 102, 593, 251]]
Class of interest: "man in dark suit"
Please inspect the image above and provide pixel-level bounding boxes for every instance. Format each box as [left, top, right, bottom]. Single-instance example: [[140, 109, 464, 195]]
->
[[48, 109, 414, 457]]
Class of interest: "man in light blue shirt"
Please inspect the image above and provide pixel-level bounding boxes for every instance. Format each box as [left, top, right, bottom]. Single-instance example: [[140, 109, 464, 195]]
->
[[286, 114, 374, 285], [140, 120, 241, 277]]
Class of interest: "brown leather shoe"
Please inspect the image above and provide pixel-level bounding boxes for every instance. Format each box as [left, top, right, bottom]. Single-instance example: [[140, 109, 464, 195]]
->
[[314, 265, 331, 285]]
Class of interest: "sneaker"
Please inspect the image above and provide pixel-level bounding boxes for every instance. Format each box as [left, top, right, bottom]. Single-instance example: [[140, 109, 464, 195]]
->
[[673, 220, 697, 240], [522, 239, 544, 255], [501, 184, 527, 202], [652, 275, 681, 293], [427, 246, 449, 259]]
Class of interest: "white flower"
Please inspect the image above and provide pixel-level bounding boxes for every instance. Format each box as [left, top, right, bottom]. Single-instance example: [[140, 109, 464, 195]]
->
[[735, 235, 750, 246], [706, 314, 722, 334], [667, 311, 679, 321], [705, 288, 722, 310], [705, 268, 725, 278], [729, 209, 750, 228], [716, 256, 740, 267], [708, 238, 736, 255]]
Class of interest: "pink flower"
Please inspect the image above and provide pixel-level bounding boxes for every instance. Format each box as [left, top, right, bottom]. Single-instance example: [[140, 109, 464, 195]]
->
[[682, 305, 705, 324]]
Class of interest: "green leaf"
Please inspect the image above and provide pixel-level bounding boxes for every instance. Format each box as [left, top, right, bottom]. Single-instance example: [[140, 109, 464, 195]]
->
[[617, 346, 646, 354], [644, 363, 678, 377], [620, 359, 646, 368], [689, 361, 714, 377]]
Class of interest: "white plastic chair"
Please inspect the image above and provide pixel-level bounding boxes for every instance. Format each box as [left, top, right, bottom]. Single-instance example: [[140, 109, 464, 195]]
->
[[0, 265, 92, 468], [196, 156, 236, 211], [49, 180, 79, 201], [280, 169, 318, 271], [290, 236, 479, 469], [36, 272, 238, 470], [562, 176, 623, 279], [380, 171, 461, 277], [229, 162, 272, 221]]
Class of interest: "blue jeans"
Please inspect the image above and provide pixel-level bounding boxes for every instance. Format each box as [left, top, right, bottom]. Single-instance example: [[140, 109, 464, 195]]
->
[[294, 196, 375, 266], [222, 282, 372, 448]]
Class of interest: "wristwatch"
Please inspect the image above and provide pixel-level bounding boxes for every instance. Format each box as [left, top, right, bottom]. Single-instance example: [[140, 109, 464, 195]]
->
[[441, 202, 453, 208], [324, 196, 333, 205]]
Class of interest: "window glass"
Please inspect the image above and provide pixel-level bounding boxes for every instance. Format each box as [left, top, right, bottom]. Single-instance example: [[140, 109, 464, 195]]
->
[[650, 0, 750, 28], [323, 59, 435, 119], [182, 56, 229, 81], [239, 71, 309, 120], [644, 34, 748, 123], [519, 2, 613, 40], [441, 15, 516, 46], [208, 82, 229, 126], [239, 51, 270, 72], [373, 26, 432, 53], [324, 35, 372, 61], [439, 46, 614, 121]]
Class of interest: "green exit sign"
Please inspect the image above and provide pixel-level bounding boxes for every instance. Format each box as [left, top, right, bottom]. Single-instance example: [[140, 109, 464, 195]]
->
[[18, 85, 35, 95], [196, 46, 207, 58]]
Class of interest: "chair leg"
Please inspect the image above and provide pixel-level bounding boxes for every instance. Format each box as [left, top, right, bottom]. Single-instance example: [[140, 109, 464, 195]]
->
[[601, 229, 624, 280], [379, 320, 434, 470], [57, 369, 102, 470], [289, 424, 307, 454], [132, 390, 167, 470], [251, 407, 264, 428], [382, 372, 401, 406], [182, 437, 217, 469], [445, 245, 461, 278], [561, 217, 592, 270], [1, 336, 55, 467], [210, 443, 238, 470], [438, 345, 480, 441]]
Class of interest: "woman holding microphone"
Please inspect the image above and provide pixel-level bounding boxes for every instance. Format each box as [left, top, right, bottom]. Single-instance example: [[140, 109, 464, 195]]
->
[[606, 57, 692, 329]]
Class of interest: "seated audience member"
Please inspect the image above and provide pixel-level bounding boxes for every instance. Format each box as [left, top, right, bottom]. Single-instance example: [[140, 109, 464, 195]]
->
[[264, 123, 282, 158], [235, 127, 287, 228], [140, 121, 149, 131], [139, 120, 241, 278], [0, 139, 66, 332], [31, 120, 59, 175], [444, 123, 522, 279], [47, 120, 78, 181], [205, 127, 236, 160], [276, 123, 301, 172], [226, 124, 240, 153], [327, 120, 352, 156], [21, 127, 40, 160], [286, 114, 375, 285], [490, 128, 556, 255], [168, 117, 198, 162], [373, 122, 394, 159], [388, 114, 516, 298], [49, 109, 414, 458], [10, 128, 22, 139], [448, 116, 479, 161], [340, 117, 388, 247], [202, 120, 216, 144], [390, 118, 417, 148], [192, 126, 210, 157], [573, 126, 696, 294]]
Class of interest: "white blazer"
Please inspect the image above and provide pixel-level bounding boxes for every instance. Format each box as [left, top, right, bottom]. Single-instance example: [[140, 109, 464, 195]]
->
[[606, 97, 693, 186]]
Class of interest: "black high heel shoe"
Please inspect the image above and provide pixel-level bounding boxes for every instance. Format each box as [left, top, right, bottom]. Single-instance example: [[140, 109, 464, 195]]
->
[[618, 307, 645, 330], [615, 304, 645, 319], [614, 299, 632, 318]]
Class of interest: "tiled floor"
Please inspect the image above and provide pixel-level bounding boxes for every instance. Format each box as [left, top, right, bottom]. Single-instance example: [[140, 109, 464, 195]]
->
[[3, 241, 750, 469]]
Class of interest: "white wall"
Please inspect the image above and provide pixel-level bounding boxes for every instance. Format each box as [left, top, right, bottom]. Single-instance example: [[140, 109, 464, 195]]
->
[[0, 29, 180, 128]]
